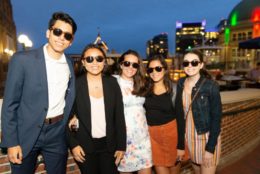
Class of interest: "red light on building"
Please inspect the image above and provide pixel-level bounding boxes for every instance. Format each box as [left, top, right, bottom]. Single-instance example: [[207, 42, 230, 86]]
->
[[252, 7, 260, 22], [252, 7, 260, 38], [253, 24, 260, 38]]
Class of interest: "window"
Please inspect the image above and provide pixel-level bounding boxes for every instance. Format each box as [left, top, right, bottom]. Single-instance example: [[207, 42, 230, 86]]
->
[[232, 49, 236, 56], [238, 33, 242, 41], [242, 33, 246, 40], [232, 33, 237, 41], [248, 32, 252, 39]]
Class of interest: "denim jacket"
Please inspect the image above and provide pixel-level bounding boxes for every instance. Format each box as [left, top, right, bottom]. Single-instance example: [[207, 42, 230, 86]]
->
[[175, 76, 222, 154]]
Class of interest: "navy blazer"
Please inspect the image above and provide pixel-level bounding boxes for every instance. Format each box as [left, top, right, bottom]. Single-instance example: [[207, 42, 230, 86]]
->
[[66, 74, 126, 153], [0, 46, 75, 157]]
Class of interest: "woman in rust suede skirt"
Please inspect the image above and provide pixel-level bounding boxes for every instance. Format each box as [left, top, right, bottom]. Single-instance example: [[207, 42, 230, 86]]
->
[[144, 55, 188, 174]]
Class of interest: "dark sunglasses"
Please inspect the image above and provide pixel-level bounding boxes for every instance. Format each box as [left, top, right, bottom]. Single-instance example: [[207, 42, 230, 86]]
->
[[121, 61, 139, 69], [82, 56, 105, 63], [51, 28, 73, 41], [147, 66, 164, 74], [182, 60, 201, 67]]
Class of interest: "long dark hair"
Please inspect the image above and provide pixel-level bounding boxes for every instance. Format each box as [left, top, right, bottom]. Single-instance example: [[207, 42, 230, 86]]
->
[[118, 49, 146, 97], [78, 43, 108, 76], [184, 50, 212, 79], [146, 55, 173, 95]]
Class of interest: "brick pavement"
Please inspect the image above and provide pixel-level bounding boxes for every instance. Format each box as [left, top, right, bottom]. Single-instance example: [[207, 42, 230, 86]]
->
[[217, 142, 260, 174]]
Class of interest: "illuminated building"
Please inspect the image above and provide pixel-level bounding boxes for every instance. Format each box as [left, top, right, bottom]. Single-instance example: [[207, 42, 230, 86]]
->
[[0, 0, 17, 96], [175, 20, 206, 55], [204, 29, 219, 46], [218, 0, 260, 70], [146, 33, 168, 59], [93, 31, 109, 53], [190, 28, 222, 69]]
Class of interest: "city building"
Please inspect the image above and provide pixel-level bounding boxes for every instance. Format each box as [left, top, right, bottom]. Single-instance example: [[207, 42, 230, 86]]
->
[[191, 28, 222, 69], [175, 0, 260, 72], [0, 0, 17, 97], [218, 0, 260, 71], [175, 20, 206, 55], [146, 33, 168, 59], [204, 28, 219, 46], [93, 31, 109, 53]]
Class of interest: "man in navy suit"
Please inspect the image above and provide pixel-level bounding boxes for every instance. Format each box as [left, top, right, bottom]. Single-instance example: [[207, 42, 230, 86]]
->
[[0, 12, 77, 174]]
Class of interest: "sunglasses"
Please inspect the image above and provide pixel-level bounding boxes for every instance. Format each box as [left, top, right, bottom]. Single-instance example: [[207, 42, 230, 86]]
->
[[121, 61, 139, 69], [50, 28, 73, 41], [82, 56, 105, 63], [182, 60, 201, 67], [147, 66, 164, 74]]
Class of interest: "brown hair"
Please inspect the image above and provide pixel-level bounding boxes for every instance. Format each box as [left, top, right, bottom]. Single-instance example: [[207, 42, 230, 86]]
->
[[146, 54, 173, 95], [184, 50, 212, 79], [118, 49, 147, 96]]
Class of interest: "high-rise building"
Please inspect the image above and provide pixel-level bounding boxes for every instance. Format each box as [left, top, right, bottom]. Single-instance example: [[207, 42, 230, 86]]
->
[[175, 21, 206, 55], [204, 29, 219, 46], [146, 33, 168, 59], [0, 0, 17, 97]]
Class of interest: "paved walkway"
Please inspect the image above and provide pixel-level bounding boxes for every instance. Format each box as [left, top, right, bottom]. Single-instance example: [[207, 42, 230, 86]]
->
[[217, 142, 260, 174]]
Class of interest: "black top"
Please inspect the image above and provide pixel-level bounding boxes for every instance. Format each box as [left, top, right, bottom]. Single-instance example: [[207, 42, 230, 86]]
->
[[144, 92, 175, 126]]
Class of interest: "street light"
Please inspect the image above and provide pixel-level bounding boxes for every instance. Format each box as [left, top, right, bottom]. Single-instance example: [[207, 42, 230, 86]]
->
[[18, 34, 33, 51], [4, 48, 14, 56]]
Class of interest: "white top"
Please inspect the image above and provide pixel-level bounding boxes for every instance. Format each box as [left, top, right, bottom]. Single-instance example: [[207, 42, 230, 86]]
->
[[115, 75, 153, 172], [43, 44, 70, 118], [90, 96, 106, 138]]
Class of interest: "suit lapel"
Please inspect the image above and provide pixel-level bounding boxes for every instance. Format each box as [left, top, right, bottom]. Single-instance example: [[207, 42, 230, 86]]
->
[[65, 55, 74, 79], [64, 56, 75, 118], [35, 47, 48, 101], [81, 76, 92, 133], [102, 76, 110, 124]]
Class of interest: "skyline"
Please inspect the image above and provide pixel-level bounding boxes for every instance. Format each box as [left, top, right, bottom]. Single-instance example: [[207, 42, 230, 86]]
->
[[11, 0, 241, 57]]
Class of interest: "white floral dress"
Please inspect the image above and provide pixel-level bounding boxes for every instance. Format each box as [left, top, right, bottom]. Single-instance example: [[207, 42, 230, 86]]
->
[[115, 76, 153, 172]]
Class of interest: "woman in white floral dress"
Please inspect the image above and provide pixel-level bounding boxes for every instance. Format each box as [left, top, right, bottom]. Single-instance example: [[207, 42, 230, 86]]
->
[[116, 50, 152, 174]]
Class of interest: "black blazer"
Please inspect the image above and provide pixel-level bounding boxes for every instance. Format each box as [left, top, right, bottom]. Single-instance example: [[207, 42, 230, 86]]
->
[[66, 74, 126, 153]]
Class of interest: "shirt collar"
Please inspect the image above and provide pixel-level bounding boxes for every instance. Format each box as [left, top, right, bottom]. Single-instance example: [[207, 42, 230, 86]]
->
[[43, 44, 67, 63]]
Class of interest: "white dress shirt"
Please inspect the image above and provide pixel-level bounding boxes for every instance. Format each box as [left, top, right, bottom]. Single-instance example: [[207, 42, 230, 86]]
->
[[43, 44, 70, 118]]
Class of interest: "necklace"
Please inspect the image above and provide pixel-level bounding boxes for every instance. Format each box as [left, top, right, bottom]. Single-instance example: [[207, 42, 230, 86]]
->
[[86, 74, 102, 91], [90, 84, 100, 90]]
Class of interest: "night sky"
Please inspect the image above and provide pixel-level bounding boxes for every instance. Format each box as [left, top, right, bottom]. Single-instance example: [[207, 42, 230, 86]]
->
[[11, 0, 241, 57]]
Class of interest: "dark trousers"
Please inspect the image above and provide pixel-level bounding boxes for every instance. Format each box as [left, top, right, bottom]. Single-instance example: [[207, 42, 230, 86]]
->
[[77, 137, 118, 174], [11, 120, 68, 174]]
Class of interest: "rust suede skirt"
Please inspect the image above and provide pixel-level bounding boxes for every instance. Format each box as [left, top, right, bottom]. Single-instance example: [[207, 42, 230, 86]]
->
[[148, 119, 189, 167]]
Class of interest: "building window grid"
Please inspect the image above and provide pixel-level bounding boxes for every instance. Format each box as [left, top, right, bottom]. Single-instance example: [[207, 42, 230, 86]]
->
[[234, 31, 253, 41]]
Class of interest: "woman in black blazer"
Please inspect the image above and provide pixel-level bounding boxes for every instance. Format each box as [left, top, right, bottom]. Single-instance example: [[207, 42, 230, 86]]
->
[[66, 44, 126, 174]]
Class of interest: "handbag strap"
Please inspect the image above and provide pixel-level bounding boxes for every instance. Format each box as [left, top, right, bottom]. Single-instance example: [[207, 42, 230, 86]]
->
[[184, 78, 206, 119]]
